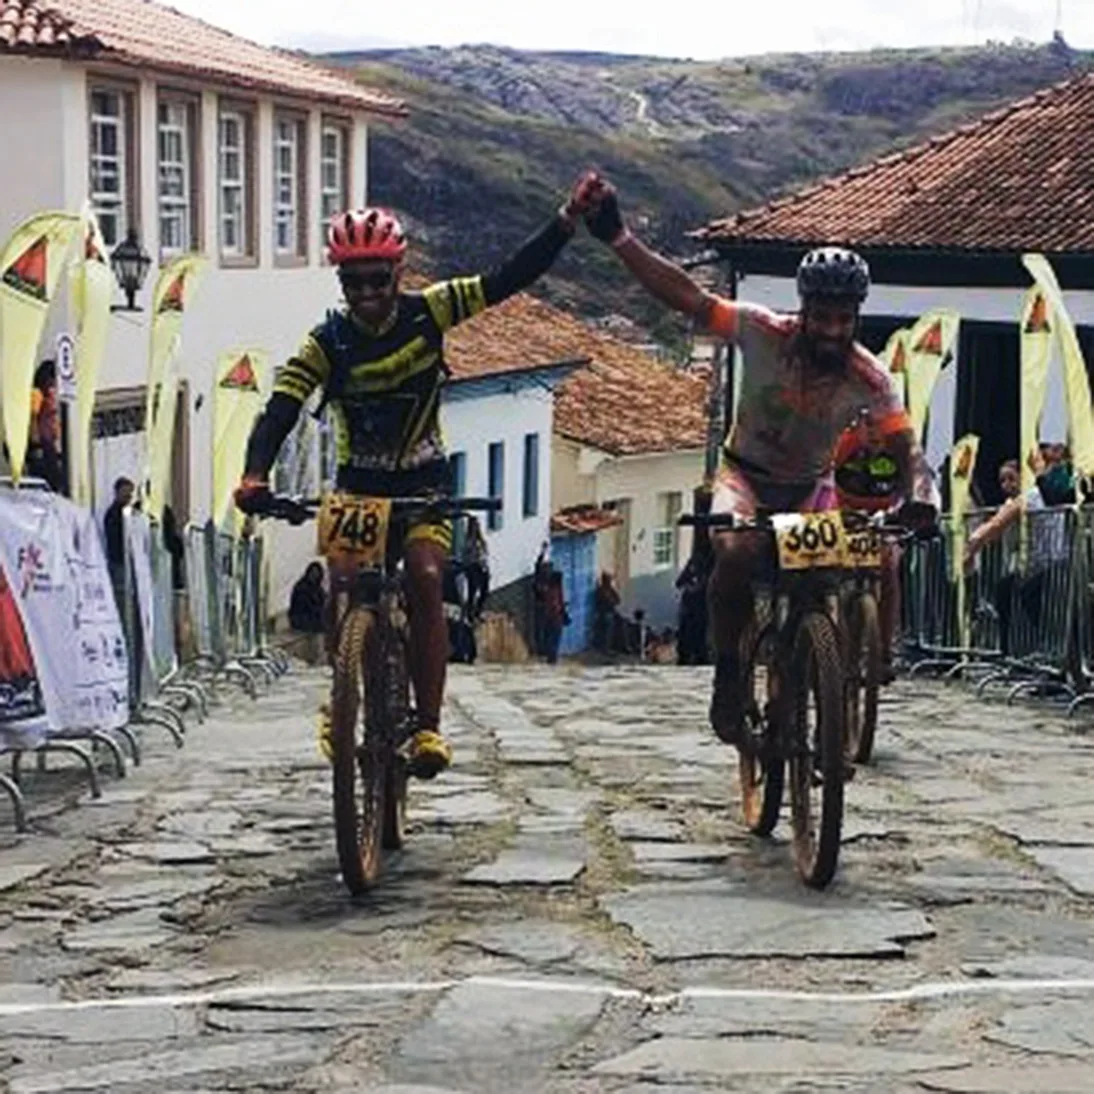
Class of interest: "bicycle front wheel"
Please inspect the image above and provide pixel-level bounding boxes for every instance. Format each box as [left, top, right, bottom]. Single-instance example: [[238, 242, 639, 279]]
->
[[788, 611, 846, 889], [330, 604, 384, 894]]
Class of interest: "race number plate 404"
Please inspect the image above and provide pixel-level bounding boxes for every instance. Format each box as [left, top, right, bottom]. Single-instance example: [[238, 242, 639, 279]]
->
[[845, 526, 883, 569], [771, 511, 849, 571], [317, 494, 393, 566]]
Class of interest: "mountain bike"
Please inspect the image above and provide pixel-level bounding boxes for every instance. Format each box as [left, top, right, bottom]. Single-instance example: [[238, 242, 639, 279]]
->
[[263, 490, 500, 895], [683, 507, 857, 889], [841, 512, 922, 764]]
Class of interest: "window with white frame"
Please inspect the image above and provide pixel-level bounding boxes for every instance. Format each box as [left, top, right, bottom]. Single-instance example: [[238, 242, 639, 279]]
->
[[89, 88, 130, 247], [653, 491, 683, 569], [320, 122, 348, 238], [274, 114, 306, 257], [157, 98, 194, 254], [218, 109, 250, 257]]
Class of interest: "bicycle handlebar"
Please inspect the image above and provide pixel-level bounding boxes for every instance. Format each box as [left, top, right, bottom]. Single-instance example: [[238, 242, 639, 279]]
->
[[258, 493, 503, 526], [679, 506, 939, 542]]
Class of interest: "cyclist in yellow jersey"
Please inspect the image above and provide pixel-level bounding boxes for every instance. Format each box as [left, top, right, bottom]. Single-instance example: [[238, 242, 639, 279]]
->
[[236, 173, 602, 778]]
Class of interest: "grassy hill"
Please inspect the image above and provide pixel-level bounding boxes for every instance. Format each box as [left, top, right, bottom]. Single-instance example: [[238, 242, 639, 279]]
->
[[323, 37, 1090, 355]]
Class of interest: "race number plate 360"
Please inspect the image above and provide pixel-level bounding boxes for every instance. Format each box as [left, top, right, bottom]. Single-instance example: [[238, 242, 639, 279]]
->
[[317, 494, 392, 566], [772, 511, 848, 571]]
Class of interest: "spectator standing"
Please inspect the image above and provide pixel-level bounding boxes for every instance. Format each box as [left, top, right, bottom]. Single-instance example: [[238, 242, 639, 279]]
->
[[288, 561, 326, 665], [542, 570, 569, 665], [463, 516, 490, 623]]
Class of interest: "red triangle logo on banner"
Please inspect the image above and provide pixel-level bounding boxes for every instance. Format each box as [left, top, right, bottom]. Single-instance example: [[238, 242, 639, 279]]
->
[[1024, 293, 1051, 334], [2, 235, 48, 302], [890, 340, 907, 374], [913, 319, 944, 356], [157, 273, 186, 314], [220, 354, 258, 392]]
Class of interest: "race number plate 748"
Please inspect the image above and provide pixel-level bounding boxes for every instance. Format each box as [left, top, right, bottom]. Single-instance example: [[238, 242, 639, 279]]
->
[[317, 494, 393, 566]]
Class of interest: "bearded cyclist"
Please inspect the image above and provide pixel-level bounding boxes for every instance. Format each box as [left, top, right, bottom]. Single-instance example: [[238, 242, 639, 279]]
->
[[579, 173, 938, 748], [235, 174, 601, 779]]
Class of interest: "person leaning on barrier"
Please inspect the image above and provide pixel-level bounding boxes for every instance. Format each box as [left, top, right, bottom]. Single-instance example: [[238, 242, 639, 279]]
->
[[965, 453, 1070, 652]]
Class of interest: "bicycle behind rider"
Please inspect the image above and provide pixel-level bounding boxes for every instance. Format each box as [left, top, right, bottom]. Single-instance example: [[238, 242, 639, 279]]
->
[[235, 174, 601, 779], [578, 173, 939, 748]]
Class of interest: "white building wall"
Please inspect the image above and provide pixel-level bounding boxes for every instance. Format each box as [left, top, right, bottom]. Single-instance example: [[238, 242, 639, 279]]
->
[[441, 384, 554, 591], [0, 57, 71, 236], [550, 437, 704, 627], [737, 274, 1094, 328], [0, 57, 376, 614], [594, 450, 702, 579]]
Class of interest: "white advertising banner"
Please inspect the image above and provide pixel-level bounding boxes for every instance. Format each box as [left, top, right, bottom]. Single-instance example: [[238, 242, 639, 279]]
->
[[126, 509, 157, 699], [0, 488, 128, 746]]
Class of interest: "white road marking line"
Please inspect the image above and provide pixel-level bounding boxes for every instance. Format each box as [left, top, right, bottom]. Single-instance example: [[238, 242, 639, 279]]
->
[[3, 974, 1094, 1018]]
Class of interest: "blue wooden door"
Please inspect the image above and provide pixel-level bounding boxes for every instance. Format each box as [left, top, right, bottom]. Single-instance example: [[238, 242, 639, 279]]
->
[[550, 533, 596, 656]]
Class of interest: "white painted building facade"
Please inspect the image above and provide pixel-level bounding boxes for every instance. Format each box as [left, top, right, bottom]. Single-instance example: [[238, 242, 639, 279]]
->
[[0, 8, 402, 608], [553, 436, 703, 627]]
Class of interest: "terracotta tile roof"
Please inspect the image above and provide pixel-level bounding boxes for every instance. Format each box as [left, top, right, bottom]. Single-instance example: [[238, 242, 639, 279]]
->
[[0, 0, 405, 117], [695, 72, 1094, 254], [443, 291, 710, 456], [0, 0, 96, 49], [550, 504, 623, 537]]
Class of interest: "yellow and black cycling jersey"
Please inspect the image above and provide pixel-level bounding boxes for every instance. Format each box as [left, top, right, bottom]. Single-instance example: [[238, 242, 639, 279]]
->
[[275, 277, 488, 476], [243, 212, 575, 495]]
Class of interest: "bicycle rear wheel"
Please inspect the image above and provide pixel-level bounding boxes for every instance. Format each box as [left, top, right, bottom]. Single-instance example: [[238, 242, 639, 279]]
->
[[788, 611, 845, 889], [845, 591, 881, 765], [738, 619, 784, 836], [330, 604, 384, 894]]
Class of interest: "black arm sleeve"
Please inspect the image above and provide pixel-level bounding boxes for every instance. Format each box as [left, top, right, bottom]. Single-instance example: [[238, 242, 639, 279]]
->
[[244, 393, 304, 479], [481, 214, 573, 306]]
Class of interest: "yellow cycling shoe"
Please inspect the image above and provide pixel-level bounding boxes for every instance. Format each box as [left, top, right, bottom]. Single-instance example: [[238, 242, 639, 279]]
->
[[407, 729, 452, 780], [316, 702, 333, 763]]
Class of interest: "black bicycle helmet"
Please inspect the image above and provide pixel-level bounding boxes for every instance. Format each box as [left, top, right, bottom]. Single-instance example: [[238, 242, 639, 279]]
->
[[796, 247, 870, 303]]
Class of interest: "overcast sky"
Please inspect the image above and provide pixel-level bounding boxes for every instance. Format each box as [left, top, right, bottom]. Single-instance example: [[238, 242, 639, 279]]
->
[[170, 0, 1087, 58]]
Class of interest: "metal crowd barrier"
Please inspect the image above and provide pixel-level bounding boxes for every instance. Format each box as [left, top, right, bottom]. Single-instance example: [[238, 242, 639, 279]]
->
[[900, 503, 1086, 709], [2, 503, 290, 832], [179, 521, 287, 698]]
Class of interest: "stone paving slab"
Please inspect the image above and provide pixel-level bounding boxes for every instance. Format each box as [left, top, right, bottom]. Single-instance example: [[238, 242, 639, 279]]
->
[[7, 665, 1094, 1090], [600, 881, 936, 959], [590, 1037, 969, 1080]]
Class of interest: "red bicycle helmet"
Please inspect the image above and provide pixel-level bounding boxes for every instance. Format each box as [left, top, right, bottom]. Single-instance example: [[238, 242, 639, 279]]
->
[[327, 208, 407, 265]]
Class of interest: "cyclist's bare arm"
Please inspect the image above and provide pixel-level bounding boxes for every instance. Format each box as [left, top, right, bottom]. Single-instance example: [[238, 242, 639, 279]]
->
[[611, 233, 720, 325]]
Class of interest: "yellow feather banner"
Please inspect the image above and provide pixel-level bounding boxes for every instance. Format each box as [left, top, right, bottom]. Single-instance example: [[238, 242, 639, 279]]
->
[[906, 309, 961, 444], [212, 348, 269, 530], [68, 204, 114, 506], [882, 327, 911, 407], [1022, 253, 1094, 476], [144, 254, 207, 517], [0, 211, 81, 482], [949, 433, 980, 653]]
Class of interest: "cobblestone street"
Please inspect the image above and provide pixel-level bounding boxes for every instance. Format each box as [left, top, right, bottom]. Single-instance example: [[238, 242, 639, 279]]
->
[[5, 663, 1094, 1092]]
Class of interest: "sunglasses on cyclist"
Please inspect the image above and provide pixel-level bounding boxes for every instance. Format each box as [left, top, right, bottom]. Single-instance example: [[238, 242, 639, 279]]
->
[[339, 269, 395, 293]]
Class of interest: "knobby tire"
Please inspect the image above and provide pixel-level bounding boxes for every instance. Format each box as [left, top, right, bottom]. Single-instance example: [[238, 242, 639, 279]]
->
[[789, 611, 845, 889]]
